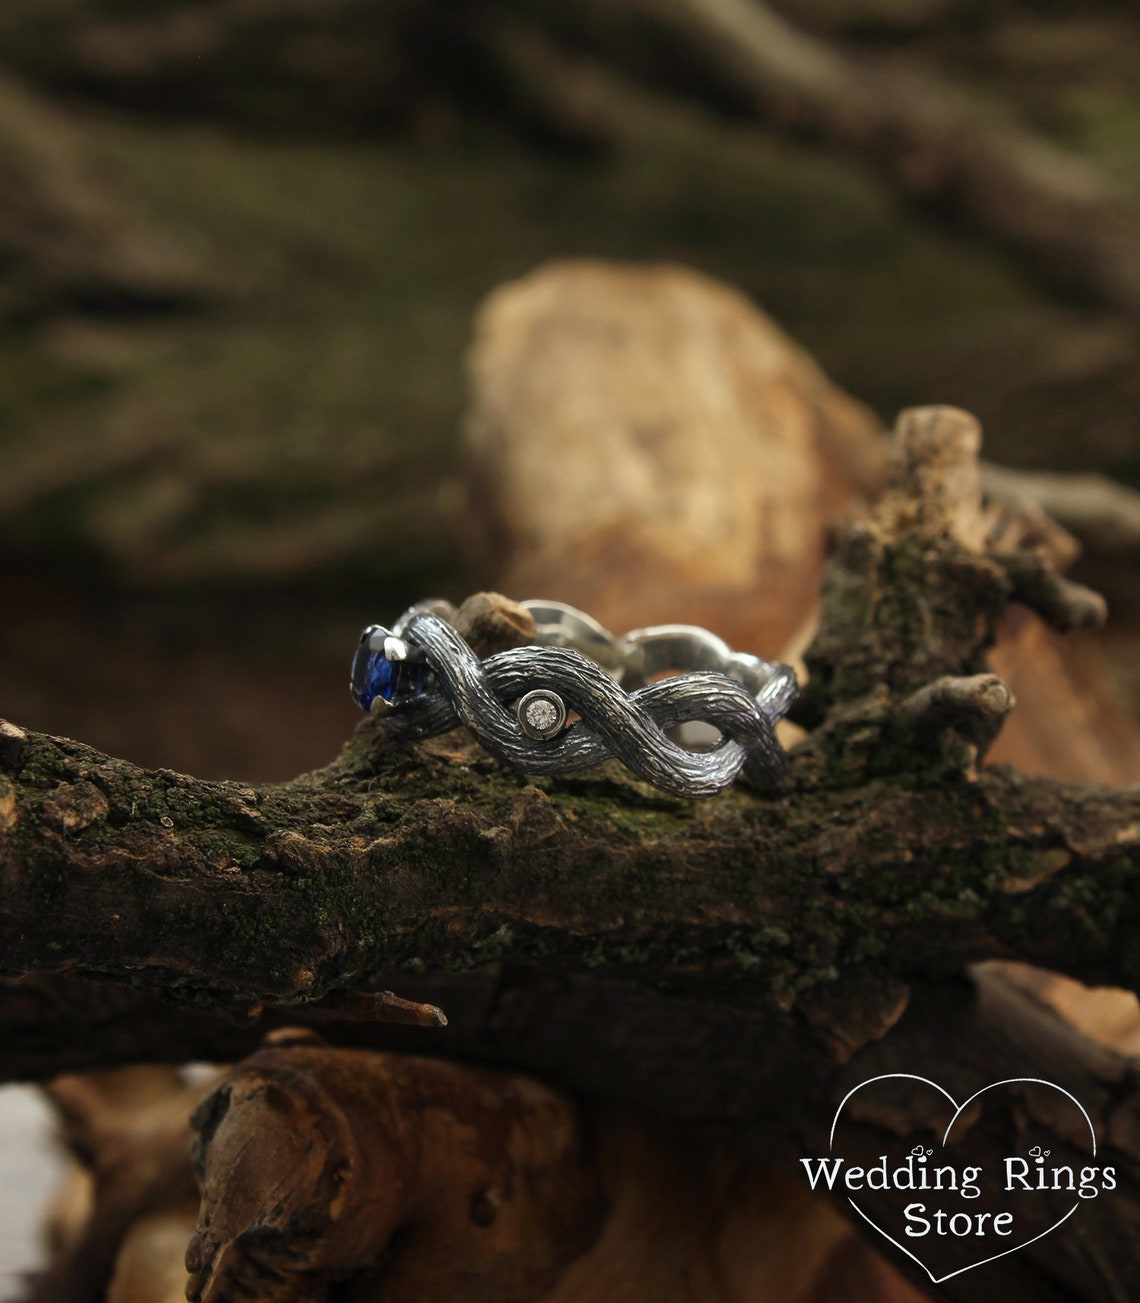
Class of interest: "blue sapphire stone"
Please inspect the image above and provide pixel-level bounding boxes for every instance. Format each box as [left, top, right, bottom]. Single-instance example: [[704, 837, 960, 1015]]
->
[[350, 625, 433, 711], [350, 629, 399, 712]]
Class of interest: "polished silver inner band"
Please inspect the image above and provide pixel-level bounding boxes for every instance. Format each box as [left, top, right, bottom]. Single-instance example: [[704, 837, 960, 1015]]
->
[[520, 599, 796, 719]]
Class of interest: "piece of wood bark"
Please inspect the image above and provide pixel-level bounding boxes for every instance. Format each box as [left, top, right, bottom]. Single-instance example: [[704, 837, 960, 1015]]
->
[[187, 1035, 605, 1303], [33, 1066, 212, 1303], [463, 258, 886, 657]]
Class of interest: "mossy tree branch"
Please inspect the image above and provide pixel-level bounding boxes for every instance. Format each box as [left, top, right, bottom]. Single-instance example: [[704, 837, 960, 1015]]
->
[[0, 407, 1137, 1048], [1, 713, 1138, 1015]]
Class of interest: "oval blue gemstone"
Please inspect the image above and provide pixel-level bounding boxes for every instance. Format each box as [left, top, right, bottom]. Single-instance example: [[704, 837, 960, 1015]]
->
[[350, 641, 398, 711]]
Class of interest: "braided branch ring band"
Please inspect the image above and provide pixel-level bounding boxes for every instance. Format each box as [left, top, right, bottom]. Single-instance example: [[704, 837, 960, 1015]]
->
[[350, 600, 798, 799]]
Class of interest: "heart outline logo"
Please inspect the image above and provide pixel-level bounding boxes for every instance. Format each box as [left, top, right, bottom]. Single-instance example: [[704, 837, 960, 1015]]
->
[[828, 1073, 1097, 1284]]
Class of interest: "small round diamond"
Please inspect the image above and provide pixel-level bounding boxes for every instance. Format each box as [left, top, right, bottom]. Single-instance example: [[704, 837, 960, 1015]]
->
[[525, 699, 559, 731], [516, 689, 567, 740]]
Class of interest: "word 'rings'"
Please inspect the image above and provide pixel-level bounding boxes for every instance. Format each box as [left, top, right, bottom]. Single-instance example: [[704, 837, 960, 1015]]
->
[[350, 600, 798, 799]]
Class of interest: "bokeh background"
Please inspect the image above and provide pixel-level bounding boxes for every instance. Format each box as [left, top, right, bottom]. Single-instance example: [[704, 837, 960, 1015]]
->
[[1, 0, 1139, 1289]]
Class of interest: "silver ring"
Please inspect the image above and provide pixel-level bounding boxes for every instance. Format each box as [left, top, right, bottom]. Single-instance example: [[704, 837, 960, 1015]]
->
[[350, 600, 797, 799]]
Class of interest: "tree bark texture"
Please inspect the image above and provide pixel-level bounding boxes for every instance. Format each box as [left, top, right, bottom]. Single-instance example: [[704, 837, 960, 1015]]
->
[[1, 409, 1136, 1021]]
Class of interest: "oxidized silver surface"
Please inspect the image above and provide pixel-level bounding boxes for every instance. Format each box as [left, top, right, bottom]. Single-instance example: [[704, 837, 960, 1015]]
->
[[360, 599, 798, 800]]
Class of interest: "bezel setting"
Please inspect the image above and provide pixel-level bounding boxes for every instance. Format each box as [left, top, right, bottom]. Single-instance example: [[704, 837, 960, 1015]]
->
[[516, 688, 569, 741]]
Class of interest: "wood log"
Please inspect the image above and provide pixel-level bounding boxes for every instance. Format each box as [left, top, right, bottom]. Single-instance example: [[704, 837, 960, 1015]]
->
[[36, 968, 1140, 1301], [187, 1034, 605, 1303], [3, 408, 1139, 1051], [463, 258, 885, 655]]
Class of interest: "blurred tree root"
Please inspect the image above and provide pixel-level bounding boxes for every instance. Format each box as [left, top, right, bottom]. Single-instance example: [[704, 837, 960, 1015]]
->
[[492, 3, 1140, 320], [589, 0, 1140, 313], [4, 0, 1140, 318]]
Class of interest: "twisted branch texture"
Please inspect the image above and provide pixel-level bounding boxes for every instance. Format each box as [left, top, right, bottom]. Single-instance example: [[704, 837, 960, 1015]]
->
[[386, 612, 792, 797]]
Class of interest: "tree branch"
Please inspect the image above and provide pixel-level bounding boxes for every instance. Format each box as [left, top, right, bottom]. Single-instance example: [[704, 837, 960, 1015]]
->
[[983, 462, 1140, 560], [608, 0, 1140, 313], [0, 406, 1136, 1062], [1, 716, 1138, 1019]]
